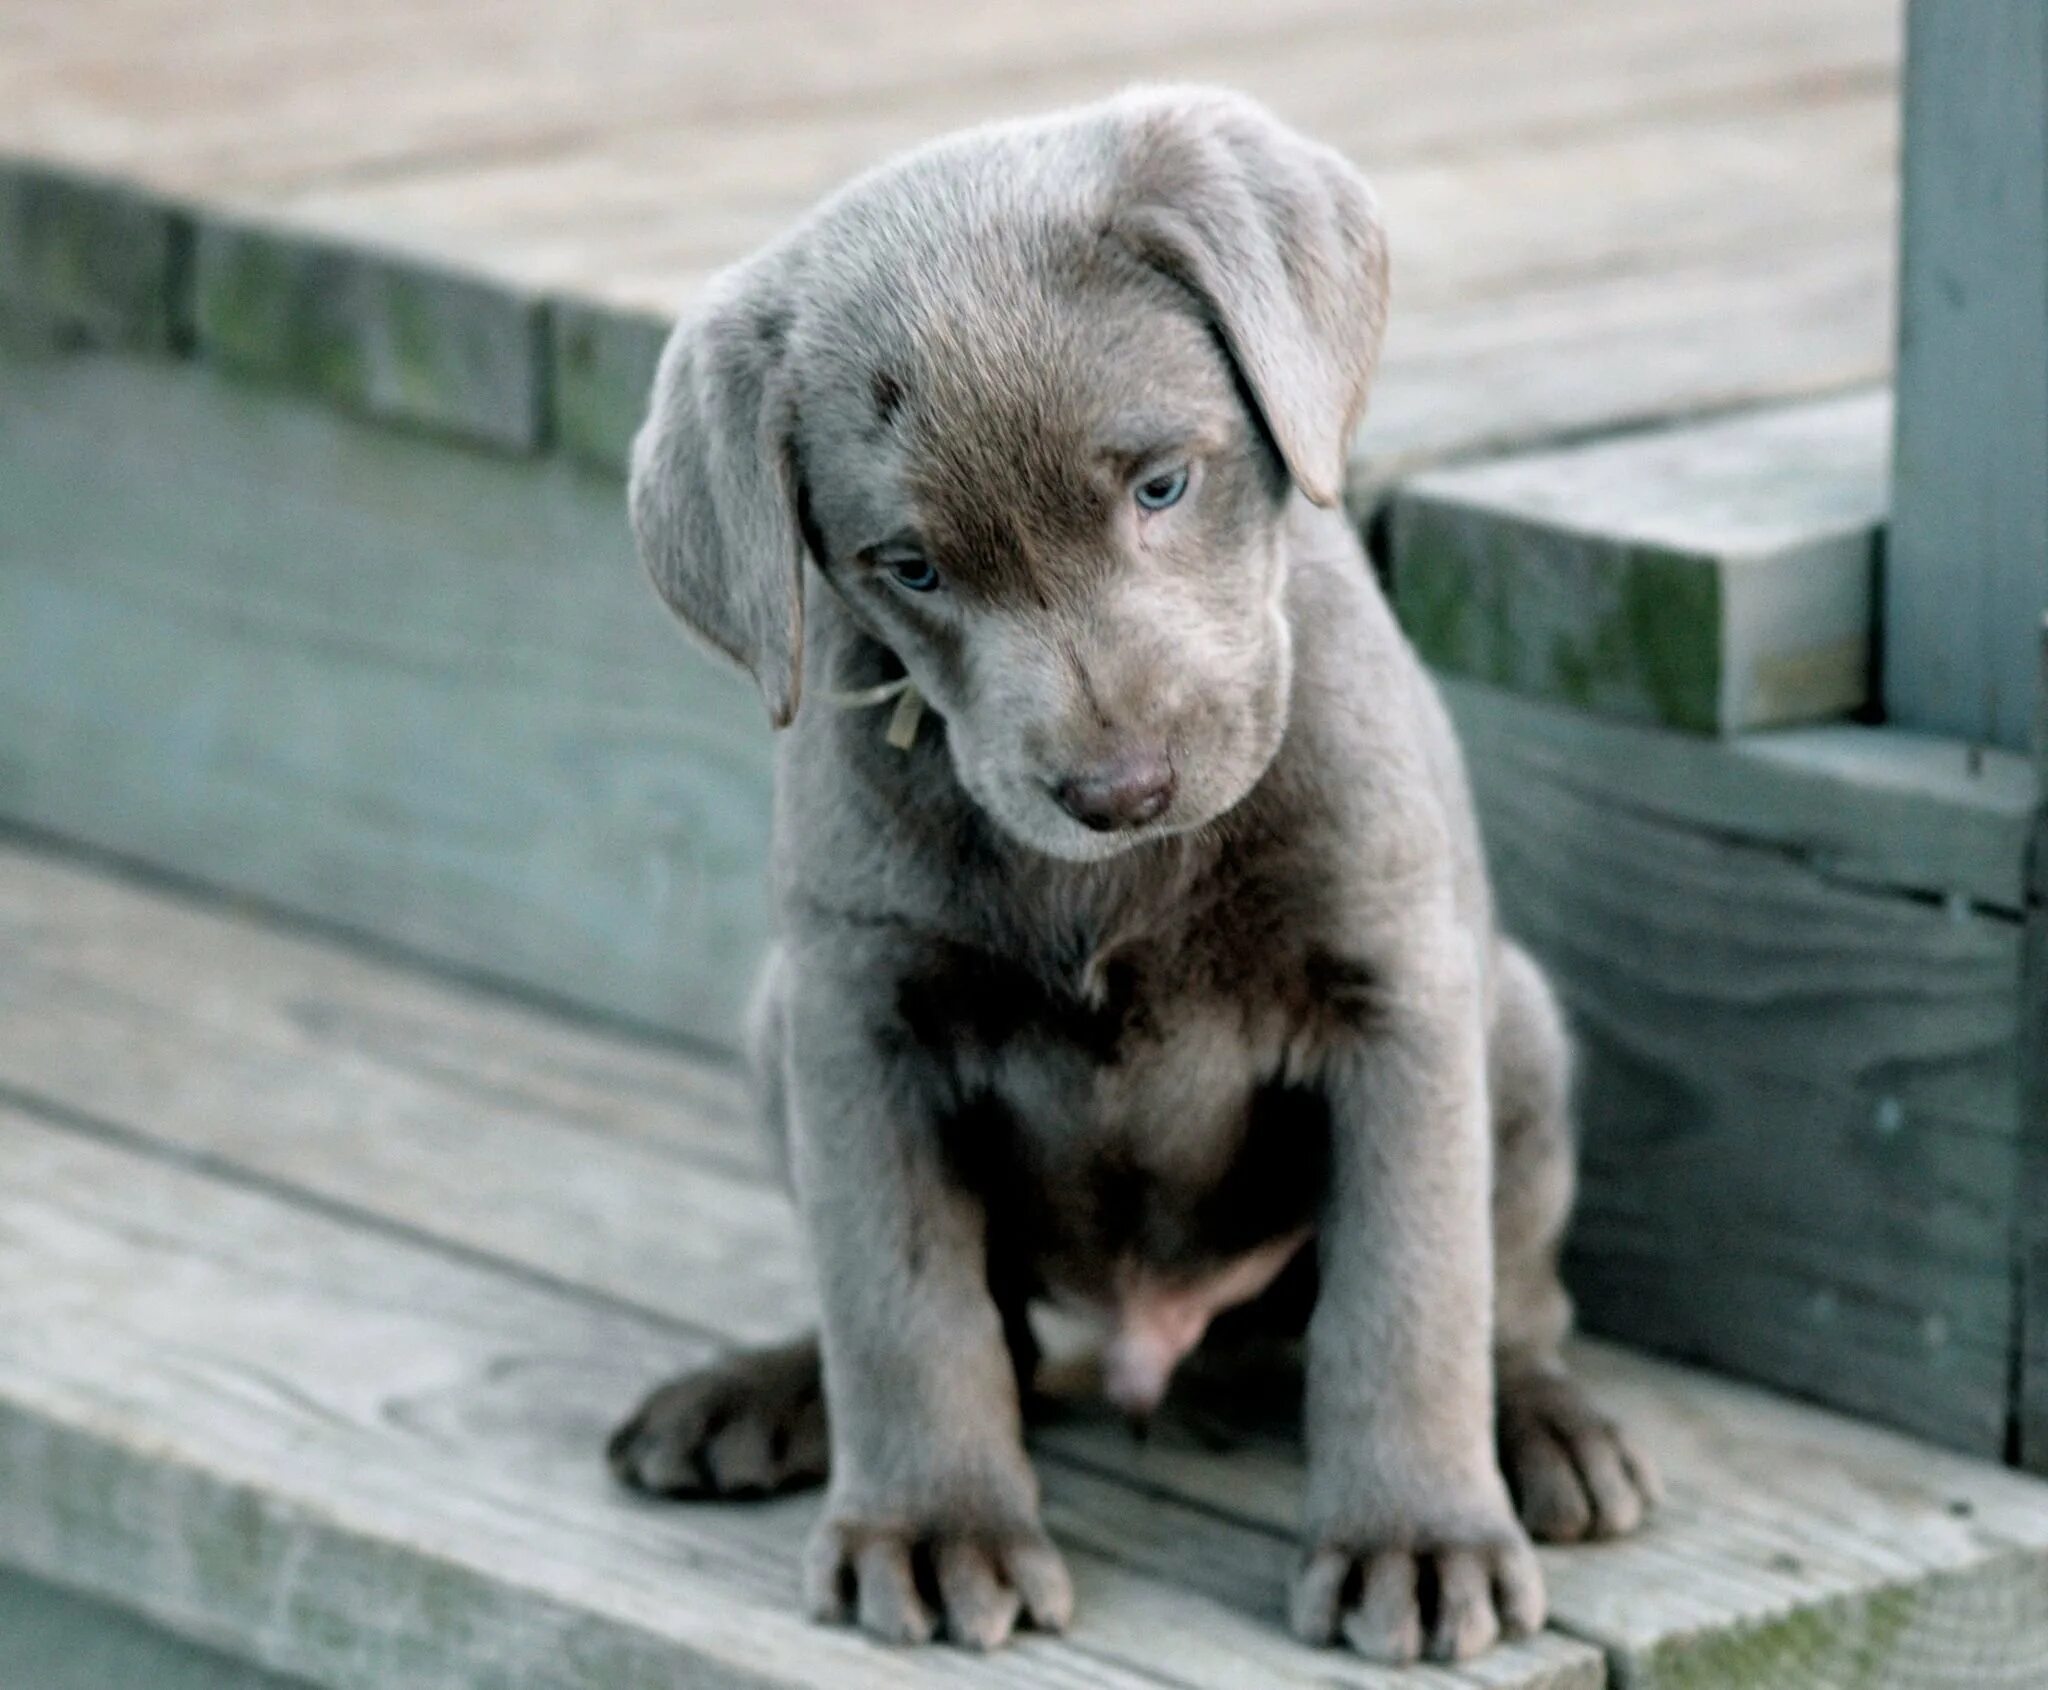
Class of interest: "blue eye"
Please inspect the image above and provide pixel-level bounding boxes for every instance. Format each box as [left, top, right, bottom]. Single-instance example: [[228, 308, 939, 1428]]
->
[[877, 549, 939, 593], [1134, 466, 1189, 512]]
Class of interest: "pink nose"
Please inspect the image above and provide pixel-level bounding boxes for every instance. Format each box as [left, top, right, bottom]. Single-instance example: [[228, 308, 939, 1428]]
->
[[1054, 748, 1175, 832]]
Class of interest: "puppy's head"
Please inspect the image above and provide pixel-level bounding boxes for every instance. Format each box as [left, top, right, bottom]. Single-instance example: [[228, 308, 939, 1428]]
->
[[632, 88, 1388, 861]]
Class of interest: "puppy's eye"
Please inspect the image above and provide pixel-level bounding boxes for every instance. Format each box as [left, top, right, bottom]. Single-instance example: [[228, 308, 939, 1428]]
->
[[1134, 466, 1190, 512], [873, 546, 940, 593]]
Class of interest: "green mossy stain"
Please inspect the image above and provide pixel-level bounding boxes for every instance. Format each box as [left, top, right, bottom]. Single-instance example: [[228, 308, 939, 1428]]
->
[[1620, 546, 1722, 732], [384, 274, 450, 415], [1393, 532, 1478, 671], [199, 232, 367, 407], [1629, 1586, 1918, 1690]]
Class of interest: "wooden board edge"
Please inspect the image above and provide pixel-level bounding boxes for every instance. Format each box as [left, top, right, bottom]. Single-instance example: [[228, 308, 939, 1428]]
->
[[2019, 618, 2048, 1472], [550, 299, 671, 476], [1441, 676, 2035, 910], [0, 156, 192, 351], [190, 210, 550, 455]]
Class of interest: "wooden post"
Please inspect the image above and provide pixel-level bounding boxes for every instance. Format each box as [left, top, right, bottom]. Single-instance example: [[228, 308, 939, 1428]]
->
[[1885, 0, 2048, 751], [2024, 621, 2048, 1470]]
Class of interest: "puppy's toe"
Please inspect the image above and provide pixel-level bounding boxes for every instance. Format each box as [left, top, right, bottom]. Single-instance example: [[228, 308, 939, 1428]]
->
[[607, 1338, 828, 1500], [806, 1515, 1070, 1650], [1500, 1365, 1660, 1543], [936, 1540, 1022, 1650]]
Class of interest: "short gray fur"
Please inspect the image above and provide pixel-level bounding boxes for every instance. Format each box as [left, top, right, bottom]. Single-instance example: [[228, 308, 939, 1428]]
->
[[193, 214, 549, 452], [1391, 392, 1890, 733], [0, 160, 189, 349], [1886, 0, 2048, 752]]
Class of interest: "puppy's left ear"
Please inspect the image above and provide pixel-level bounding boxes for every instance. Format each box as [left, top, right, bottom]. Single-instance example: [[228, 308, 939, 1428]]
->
[[1106, 89, 1390, 510], [630, 252, 809, 727]]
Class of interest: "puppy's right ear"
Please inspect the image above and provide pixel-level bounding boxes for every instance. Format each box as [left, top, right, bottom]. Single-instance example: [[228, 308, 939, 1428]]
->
[[630, 257, 807, 728]]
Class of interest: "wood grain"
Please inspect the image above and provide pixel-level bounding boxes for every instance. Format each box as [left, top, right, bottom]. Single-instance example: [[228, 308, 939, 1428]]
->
[[0, 348, 774, 1051], [2022, 620, 2048, 1471], [193, 214, 547, 451], [1441, 677, 2036, 913], [0, 1568, 312, 1690], [3, 839, 2046, 1687], [0, 1100, 1599, 1690], [1, 0, 1901, 465], [1392, 394, 1890, 731], [1444, 678, 2026, 1454], [1885, 0, 2048, 752], [0, 159, 189, 349]]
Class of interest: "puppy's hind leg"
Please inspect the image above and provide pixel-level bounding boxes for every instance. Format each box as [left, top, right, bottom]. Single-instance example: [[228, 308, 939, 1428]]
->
[[1490, 941, 1661, 1543], [609, 1336, 830, 1499]]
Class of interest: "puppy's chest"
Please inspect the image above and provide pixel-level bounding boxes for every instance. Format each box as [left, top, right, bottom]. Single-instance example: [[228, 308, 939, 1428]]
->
[[914, 932, 1338, 1273]]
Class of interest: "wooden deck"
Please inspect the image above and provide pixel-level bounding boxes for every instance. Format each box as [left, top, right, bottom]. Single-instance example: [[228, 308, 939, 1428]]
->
[[0, 0, 1903, 475], [12, 5, 2048, 1683], [2, 837, 2047, 1688]]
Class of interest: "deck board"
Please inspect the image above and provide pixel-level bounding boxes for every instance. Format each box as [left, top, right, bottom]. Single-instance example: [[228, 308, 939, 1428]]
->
[[0, 0, 1903, 472], [4, 840, 2047, 1686]]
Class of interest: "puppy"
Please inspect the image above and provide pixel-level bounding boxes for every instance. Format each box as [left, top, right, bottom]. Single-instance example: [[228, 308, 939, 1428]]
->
[[608, 86, 1657, 1663]]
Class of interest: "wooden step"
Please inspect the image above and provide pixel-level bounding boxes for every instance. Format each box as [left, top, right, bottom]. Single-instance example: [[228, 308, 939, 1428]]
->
[[2, 841, 2046, 1688], [1389, 393, 1891, 732], [0, 0, 1901, 476], [1444, 676, 2035, 1458]]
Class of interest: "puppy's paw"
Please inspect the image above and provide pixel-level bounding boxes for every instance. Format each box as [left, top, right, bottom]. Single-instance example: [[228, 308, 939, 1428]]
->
[[1499, 1366, 1661, 1543], [1290, 1526, 1544, 1665], [804, 1513, 1073, 1650], [607, 1338, 828, 1499]]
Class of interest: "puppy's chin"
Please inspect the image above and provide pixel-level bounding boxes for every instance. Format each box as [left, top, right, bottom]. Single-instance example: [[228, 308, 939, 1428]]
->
[[964, 757, 1276, 866]]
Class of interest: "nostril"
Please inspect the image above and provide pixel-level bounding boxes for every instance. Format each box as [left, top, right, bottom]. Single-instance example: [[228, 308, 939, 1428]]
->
[[1054, 749, 1176, 832]]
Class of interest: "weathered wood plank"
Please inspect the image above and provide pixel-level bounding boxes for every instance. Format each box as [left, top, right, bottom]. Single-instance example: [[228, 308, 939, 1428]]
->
[[1391, 394, 1889, 732], [193, 215, 547, 451], [1, 0, 1901, 476], [0, 1102, 1599, 1690], [1058, 1346, 2048, 1690], [2022, 620, 2048, 1471], [0, 160, 188, 348], [1438, 676, 2035, 916], [0, 348, 773, 1050], [1885, 0, 2048, 752], [1442, 678, 2026, 1454], [5, 839, 2047, 1687], [549, 299, 666, 473], [0, 1567, 314, 1690], [0, 0, 1895, 204]]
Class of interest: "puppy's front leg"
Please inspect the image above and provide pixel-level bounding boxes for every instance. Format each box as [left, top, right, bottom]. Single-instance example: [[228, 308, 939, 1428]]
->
[[1295, 913, 1544, 1664], [784, 964, 1069, 1651]]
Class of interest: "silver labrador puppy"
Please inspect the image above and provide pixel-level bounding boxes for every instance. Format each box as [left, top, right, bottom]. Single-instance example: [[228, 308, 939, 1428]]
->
[[609, 86, 1657, 1664]]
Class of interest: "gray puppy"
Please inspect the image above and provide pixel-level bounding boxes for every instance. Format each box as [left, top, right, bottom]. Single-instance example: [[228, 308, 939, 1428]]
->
[[608, 86, 1658, 1664]]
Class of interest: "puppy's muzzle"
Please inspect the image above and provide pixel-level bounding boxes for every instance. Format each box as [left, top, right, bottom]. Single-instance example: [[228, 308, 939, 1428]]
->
[[1053, 747, 1175, 832]]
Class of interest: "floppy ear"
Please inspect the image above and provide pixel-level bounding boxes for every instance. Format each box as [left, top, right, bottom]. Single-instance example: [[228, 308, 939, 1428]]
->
[[1106, 89, 1390, 510], [629, 256, 808, 727]]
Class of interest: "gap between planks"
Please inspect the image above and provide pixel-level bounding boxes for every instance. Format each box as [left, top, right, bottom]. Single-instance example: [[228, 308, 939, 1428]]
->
[[2, 840, 2047, 1686]]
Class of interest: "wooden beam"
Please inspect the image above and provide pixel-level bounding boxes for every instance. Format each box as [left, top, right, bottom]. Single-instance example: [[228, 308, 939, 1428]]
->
[[2022, 620, 2048, 1470], [0, 162, 188, 350], [1390, 394, 1889, 733], [0, 349, 772, 1051], [1443, 679, 2026, 1456], [0, 1568, 307, 1690], [193, 215, 548, 453], [1885, 0, 2048, 751]]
